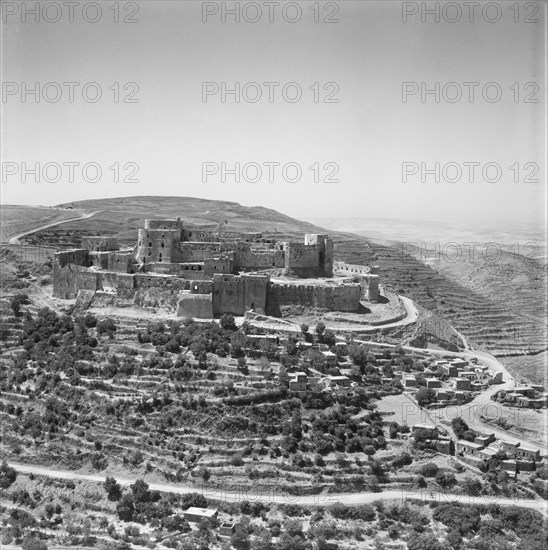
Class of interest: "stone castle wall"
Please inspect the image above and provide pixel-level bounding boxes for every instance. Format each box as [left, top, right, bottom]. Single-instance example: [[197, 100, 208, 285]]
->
[[211, 274, 270, 316], [81, 236, 119, 252], [233, 243, 285, 271], [266, 282, 360, 315]]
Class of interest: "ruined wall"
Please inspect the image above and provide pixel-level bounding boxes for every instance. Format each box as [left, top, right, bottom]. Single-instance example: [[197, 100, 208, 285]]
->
[[333, 262, 380, 301], [133, 274, 189, 310], [266, 282, 360, 315], [108, 251, 135, 273], [334, 261, 372, 276], [115, 273, 136, 298], [54, 249, 89, 269], [233, 243, 285, 271], [177, 293, 214, 319], [283, 235, 333, 277], [145, 218, 183, 236], [81, 236, 119, 252], [179, 242, 223, 262], [190, 281, 213, 294], [204, 257, 233, 277], [145, 262, 207, 280], [89, 251, 109, 270], [53, 264, 98, 299], [53, 250, 90, 298]]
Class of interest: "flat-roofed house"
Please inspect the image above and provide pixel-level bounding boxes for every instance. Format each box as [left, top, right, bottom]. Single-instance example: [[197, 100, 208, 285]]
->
[[403, 375, 417, 388], [184, 507, 218, 524], [219, 522, 237, 536], [289, 372, 308, 392], [516, 445, 540, 462], [474, 433, 496, 446], [456, 440, 485, 456], [425, 377, 442, 389], [326, 375, 351, 388], [454, 378, 471, 391]]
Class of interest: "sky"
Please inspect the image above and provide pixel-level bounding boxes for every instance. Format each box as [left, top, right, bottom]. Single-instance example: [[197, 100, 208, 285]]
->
[[1, 0, 546, 227]]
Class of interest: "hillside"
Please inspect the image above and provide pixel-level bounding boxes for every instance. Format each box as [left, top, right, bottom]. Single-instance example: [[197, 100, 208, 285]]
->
[[1, 196, 546, 383]]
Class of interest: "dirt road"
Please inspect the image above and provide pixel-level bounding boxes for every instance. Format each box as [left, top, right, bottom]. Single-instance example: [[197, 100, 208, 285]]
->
[[8, 210, 101, 244], [7, 462, 547, 515]]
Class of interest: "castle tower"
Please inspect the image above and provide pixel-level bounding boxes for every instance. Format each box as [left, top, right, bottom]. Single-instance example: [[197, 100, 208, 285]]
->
[[304, 234, 333, 277], [137, 218, 183, 265]]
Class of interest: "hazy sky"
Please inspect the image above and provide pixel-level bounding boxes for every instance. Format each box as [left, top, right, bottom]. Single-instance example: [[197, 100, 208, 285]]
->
[[1, 1, 546, 226]]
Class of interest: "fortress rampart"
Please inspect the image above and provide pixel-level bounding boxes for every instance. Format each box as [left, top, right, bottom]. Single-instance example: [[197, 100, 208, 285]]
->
[[53, 217, 383, 316], [266, 281, 360, 315]]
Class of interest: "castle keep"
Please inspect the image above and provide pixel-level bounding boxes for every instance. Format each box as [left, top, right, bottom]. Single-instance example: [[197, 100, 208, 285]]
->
[[53, 217, 380, 318]]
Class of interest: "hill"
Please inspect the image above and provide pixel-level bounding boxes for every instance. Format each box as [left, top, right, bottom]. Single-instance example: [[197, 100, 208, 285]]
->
[[1, 196, 546, 383]]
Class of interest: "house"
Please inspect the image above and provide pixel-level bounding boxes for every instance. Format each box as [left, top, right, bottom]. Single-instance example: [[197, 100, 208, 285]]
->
[[412, 423, 438, 437], [474, 433, 495, 446], [500, 440, 520, 458], [487, 371, 503, 384], [219, 522, 237, 536], [436, 388, 455, 401], [516, 445, 541, 462], [322, 350, 338, 367], [425, 377, 442, 389], [326, 375, 351, 388], [479, 446, 499, 460], [454, 391, 465, 402], [450, 359, 469, 368], [513, 386, 535, 397], [403, 375, 417, 388], [456, 440, 485, 456], [454, 378, 471, 391], [442, 364, 459, 378], [184, 507, 218, 524], [289, 372, 307, 392], [504, 392, 523, 403]]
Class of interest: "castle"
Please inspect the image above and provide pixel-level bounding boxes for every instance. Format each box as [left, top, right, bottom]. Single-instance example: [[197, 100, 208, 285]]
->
[[53, 217, 380, 318]]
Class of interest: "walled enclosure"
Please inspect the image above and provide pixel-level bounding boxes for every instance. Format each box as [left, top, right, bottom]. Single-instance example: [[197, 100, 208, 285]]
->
[[53, 217, 382, 317]]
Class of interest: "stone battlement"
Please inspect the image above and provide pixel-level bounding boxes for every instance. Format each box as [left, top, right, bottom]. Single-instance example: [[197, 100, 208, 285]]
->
[[53, 216, 381, 316]]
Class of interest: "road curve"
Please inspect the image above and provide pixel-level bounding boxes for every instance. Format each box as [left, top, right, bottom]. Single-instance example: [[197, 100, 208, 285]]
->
[[8, 210, 101, 245], [7, 462, 547, 515]]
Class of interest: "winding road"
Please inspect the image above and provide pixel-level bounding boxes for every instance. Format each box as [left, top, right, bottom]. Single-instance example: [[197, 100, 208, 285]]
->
[[8, 210, 101, 245]]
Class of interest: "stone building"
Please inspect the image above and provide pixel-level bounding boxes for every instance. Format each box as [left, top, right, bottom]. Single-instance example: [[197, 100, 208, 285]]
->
[[53, 217, 383, 318]]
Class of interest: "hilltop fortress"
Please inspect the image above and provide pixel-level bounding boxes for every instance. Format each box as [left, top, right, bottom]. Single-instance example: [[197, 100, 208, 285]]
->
[[53, 217, 380, 318]]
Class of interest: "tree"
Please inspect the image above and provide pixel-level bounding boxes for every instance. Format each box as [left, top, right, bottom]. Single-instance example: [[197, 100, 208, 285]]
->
[[435, 470, 456, 489], [21, 535, 47, 550], [116, 493, 135, 521], [0, 460, 17, 489], [416, 475, 427, 489], [315, 322, 326, 339], [220, 314, 236, 331], [104, 476, 122, 501], [364, 445, 376, 461], [416, 387, 436, 407], [231, 524, 250, 550], [451, 417, 470, 439], [11, 293, 30, 316], [131, 479, 150, 502], [420, 462, 439, 478]]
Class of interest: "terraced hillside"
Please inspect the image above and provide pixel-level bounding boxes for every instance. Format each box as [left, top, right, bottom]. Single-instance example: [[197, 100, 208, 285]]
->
[[365, 241, 547, 382], [3, 197, 546, 382]]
